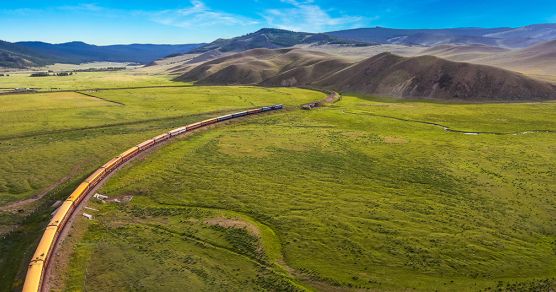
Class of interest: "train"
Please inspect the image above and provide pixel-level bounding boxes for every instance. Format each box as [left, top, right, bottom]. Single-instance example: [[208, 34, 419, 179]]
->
[[22, 104, 283, 292]]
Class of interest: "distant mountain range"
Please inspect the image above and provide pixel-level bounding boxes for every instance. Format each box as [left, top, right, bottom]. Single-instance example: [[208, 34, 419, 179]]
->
[[191, 28, 368, 53], [0, 41, 204, 68], [190, 24, 556, 55], [327, 24, 556, 48], [177, 48, 556, 101], [1, 23, 555, 68]]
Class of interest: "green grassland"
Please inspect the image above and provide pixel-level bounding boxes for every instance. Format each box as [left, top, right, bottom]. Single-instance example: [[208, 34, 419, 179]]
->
[[0, 74, 323, 290], [0, 86, 321, 205], [0, 71, 178, 92], [62, 96, 556, 291]]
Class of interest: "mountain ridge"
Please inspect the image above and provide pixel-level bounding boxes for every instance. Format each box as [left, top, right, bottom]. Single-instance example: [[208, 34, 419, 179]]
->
[[326, 24, 556, 48], [191, 28, 373, 54], [177, 48, 556, 101]]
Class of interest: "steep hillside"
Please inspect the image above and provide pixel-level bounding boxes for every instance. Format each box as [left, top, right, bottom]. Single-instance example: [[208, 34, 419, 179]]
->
[[315, 53, 556, 100], [177, 48, 556, 100], [192, 28, 370, 53]]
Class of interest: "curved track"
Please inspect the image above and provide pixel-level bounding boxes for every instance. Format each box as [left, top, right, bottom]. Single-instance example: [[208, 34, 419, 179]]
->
[[21, 104, 284, 292]]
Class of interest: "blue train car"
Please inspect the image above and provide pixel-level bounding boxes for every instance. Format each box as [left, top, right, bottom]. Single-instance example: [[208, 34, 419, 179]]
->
[[232, 111, 248, 118], [217, 114, 234, 122]]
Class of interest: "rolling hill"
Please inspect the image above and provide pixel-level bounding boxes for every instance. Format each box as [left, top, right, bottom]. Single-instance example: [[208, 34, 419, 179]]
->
[[410, 40, 556, 76], [0, 41, 51, 68], [476, 40, 556, 75], [314, 53, 556, 100], [177, 48, 556, 100], [418, 44, 509, 61], [178, 48, 352, 85], [0, 41, 204, 68]]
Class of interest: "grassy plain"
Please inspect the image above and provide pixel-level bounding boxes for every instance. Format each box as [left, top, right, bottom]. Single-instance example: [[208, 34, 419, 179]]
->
[[0, 72, 323, 290], [63, 96, 556, 291], [0, 71, 177, 92]]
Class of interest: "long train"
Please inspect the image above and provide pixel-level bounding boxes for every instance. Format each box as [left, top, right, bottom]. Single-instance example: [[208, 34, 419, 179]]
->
[[22, 104, 284, 292]]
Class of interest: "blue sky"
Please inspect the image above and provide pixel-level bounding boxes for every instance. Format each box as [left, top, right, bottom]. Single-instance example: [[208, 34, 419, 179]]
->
[[1, 0, 555, 45]]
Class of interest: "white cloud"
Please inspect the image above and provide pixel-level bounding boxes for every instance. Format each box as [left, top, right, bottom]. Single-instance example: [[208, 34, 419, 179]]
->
[[59, 3, 104, 12], [262, 0, 367, 32], [149, 0, 259, 28]]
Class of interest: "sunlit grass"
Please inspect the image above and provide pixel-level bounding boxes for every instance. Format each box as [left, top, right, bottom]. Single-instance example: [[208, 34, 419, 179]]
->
[[65, 95, 556, 291]]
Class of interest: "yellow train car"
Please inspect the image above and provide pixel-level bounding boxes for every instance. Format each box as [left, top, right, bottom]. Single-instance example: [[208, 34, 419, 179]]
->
[[186, 121, 203, 130], [102, 156, 122, 172], [201, 117, 218, 126], [22, 260, 43, 292], [49, 200, 74, 228], [85, 168, 105, 188], [153, 133, 170, 143], [120, 146, 139, 162], [30, 225, 57, 262], [22, 106, 284, 292], [137, 139, 155, 151], [66, 182, 89, 203]]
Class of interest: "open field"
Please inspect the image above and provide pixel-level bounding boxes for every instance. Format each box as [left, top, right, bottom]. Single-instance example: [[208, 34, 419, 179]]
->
[[0, 71, 178, 92], [0, 86, 321, 205], [0, 74, 323, 290], [59, 95, 556, 291]]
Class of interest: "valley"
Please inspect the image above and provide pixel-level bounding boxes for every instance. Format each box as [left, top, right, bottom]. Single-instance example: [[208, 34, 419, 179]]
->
[[1, 15, 555, 292], [1, 69, 554, 291]]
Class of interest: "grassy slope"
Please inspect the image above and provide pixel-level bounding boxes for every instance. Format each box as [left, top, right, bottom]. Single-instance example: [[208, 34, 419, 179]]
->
[[0, 86, 321, 205], [0, 76, 322, 290], [65, 96, 556, 291]]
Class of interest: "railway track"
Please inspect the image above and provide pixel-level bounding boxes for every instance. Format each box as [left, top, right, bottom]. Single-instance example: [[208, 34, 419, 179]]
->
[[21, 104, 284, 292]]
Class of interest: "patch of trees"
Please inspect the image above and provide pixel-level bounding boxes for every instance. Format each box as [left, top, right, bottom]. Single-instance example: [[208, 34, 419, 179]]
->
[[30, 72, 49, 77], [29, 72, 73, 77], [74, 67, 126, 72]]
